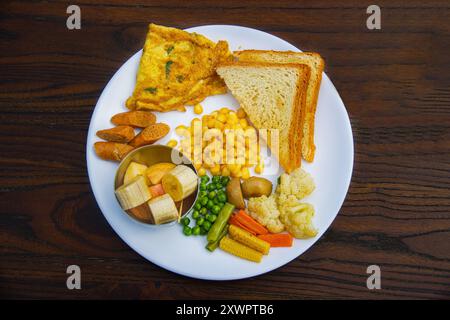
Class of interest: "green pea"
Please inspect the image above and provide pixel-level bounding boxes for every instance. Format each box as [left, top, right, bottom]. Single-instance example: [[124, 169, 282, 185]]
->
[[207, 183, 215, 191], [201, 175, 210, 184], [196, 217, 205, 226], [213, 198, 219, 204], [212, 176, 220, 184], [199, 190, 208, 198], [192, 210, 200, 219], [200, 183, 207, 191], [203, 220, 211, 231], [212, 205, 220, 215], [207, 200, 214, 209], [200, 227, 208, 235], [207, 214, 217, 222], [221, 176, 230, 186], [200, 197, 208, 206], [218, 193, 227, 203], [214, 183, 222, 190], [183, 226, 192, 236], [192, 226, 201, 235], [181, 217, 190, 226], [208, 191, 216, 199], [216, 190, 225, 199], [200, 207, 208, 215], [194, 203, 201, 211]]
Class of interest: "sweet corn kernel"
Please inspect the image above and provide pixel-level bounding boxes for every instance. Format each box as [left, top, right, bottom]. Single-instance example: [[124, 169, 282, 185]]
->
[[219, 107, 230, 114], [194, 103, 203, 114], [217, 114, 227, 123], [207, 118, 216, 128], [175, 125, 189, 136], [214, 120, 224, 131], [227, 113, 238, 124], [202, 115, 209, 126], [239, 118, 248, 128], [237, 108, 247, 119], [210, 164, 221, 175], [241, 167, 250, 179], [166, 139, 178, 148], [228, 164, 241, 174], [191, 117, 201, 125], [228, 111, 238, 119], [221, 166, 231, 176], [197, 168, 207, 176], [255, 162, 264, 174]]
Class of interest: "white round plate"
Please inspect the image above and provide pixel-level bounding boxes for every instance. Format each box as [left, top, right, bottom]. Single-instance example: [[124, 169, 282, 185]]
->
[[86, 25, 353, 280]]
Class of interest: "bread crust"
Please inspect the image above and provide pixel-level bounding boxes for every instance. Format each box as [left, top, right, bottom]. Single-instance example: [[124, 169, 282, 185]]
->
[[234, 50, 325, 162], [291, 65, 310, 170]]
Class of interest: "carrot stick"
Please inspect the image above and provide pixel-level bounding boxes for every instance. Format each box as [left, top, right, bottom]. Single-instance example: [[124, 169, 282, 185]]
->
[[229, 215, 257, 235], [235, 210, 269, 235], [258, 233, 293, 247]]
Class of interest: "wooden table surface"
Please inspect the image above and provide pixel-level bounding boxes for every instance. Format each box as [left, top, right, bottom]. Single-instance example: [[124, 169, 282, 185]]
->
[[1, 0, 449, 299]]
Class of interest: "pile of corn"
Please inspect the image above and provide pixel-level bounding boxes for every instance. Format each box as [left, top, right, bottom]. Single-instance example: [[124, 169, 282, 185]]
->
[[173, 106, 264, 178]]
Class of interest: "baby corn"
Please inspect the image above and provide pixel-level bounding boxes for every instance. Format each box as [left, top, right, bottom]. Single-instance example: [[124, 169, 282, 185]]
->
[[228, 225, 270, 255], [219, 236, 263, 263]]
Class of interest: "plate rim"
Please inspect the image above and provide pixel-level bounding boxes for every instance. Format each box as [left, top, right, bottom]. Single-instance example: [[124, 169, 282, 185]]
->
[[86, 24, 354, 280]]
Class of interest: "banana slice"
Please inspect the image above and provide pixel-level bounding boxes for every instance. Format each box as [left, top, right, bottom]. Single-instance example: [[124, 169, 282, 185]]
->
[[148, 194, 179, 224], [115, 175, 151, 210], [162, 165, 198, 201]]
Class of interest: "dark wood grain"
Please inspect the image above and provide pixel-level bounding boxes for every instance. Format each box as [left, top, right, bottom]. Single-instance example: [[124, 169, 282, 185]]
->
[[0, 0, 449, 299]]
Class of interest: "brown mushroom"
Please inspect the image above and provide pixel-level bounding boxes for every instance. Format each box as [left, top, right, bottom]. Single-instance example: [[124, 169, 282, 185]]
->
[[241, 177, 273, 198], [226, 177, 245, 209]]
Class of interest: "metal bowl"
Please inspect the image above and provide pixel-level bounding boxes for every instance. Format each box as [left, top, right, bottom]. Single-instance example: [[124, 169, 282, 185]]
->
[[114, 144, 199, 227]]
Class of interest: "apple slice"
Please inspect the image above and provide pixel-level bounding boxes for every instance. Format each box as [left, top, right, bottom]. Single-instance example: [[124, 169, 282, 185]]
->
[[123, 161, 148, 185]]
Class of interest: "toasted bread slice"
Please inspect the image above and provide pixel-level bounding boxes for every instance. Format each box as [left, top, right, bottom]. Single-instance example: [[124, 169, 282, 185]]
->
[[216, 61, 310, 173], [235, 50, 324, 162]]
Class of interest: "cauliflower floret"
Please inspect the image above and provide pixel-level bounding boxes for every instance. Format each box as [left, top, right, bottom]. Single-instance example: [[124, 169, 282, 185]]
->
[[276, 168, 315, 200], [279, 202, 317, 239], [247, 195, 285, 233], [247, 168, 318, 238]]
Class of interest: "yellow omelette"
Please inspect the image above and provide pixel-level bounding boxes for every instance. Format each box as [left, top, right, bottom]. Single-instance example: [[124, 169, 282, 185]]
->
[[126, 24, 232, 112]]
